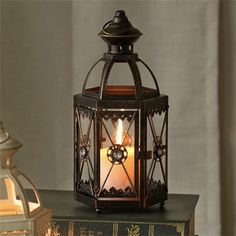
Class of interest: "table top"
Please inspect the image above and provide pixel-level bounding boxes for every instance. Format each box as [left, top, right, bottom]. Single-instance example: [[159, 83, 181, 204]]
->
[[39, 190, 199, 224]]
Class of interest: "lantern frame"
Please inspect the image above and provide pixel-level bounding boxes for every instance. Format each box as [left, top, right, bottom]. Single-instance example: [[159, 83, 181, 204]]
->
[[74, 10, 169, 211]]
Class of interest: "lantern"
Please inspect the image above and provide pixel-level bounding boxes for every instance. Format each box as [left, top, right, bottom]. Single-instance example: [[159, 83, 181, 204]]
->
[[0, 122, 52, 235], [74, 10, 168, 211]]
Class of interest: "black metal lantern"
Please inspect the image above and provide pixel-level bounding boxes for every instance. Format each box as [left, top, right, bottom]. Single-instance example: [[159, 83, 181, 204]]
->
[[74, 10, 168, 211]]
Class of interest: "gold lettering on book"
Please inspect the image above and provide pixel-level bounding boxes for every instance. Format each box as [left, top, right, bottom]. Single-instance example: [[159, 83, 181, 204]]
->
[[88, 230, 95, 236], [173, 223, 185, 236], [80, 227, 87, 236], [80, 227, 103, 236], [161, 223, 185, 236], [127, 224, 140, 236], [51, 223, 61, 236]]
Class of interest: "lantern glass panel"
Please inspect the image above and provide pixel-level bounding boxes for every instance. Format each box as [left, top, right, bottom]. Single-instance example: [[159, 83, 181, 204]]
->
[[105, 63, 135, 86], [99, 110, 138, 197], [17, 174, 40, 212], [0, 177, 24, 216], [75, 107, 95, 197], [84, 60, 104, 90], [146, 111, 167, 197], [137, 61, 159, 91]]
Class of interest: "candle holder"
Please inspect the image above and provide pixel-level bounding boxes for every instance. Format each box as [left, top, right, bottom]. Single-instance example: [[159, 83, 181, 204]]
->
[[74, 10, 168, 211], [0, 122, 52, 235]]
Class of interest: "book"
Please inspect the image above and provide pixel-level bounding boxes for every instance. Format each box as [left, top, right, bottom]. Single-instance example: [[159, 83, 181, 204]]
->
[[40, 190, 199, 236]]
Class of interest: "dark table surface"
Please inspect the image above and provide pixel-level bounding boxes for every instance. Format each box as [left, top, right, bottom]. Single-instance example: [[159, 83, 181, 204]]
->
[[39, 190, 199, 223]]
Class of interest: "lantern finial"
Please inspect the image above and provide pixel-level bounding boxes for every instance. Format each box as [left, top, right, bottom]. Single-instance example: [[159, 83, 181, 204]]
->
[[0, 121, 22, 154], [99, 10, 142, 54]]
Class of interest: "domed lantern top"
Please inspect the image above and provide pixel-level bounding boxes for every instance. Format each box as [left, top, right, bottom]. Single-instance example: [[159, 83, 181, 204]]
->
[[82, 10, 160, 101]]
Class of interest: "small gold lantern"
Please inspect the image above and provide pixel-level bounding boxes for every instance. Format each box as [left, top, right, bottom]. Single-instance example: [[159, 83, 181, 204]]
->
[[0, 122, 52, 235]]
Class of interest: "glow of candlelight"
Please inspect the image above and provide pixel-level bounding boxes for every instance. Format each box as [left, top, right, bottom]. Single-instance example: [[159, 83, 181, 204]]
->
[[116, 119, 123, 145]]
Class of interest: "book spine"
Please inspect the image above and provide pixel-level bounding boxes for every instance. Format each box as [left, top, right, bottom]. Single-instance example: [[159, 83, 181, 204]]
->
[[51, 219, 187, 236]]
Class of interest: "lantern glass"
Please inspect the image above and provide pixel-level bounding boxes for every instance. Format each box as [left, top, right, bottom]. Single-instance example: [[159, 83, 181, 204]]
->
[[84, 60, 104, 89], [0, 177, 24, 216], [0, 175, 41, 217], [75, 107, 95, 197], [137, 61, 159, 90], [105, 63, 135, 86], [17, 174, 41, 212], [146, 111, 168, 201], [99, 111, 137, 197]]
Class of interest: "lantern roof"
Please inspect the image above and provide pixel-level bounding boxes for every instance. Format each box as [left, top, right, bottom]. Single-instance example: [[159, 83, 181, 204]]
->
[[81, 10, 160, 101], [99, 10, 142, 46]]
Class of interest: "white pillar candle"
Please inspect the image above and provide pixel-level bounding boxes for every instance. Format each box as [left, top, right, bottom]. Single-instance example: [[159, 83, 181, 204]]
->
[[100, 119, 134, 190], [100, 147, 134, 190]]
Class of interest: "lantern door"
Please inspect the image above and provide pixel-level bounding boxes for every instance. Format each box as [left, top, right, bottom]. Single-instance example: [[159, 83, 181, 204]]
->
[[145, 108, 168, 206], [74, 106, 95, 199], [97, 110, 139, 202]]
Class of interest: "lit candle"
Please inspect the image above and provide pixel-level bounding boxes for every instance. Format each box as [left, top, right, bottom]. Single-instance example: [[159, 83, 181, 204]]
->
[[100, 119, 134, 190]]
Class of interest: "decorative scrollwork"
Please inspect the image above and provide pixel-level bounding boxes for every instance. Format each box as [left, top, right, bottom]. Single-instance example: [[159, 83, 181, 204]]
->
[[77, 106, 94, 119], [37, 222, 51, 236], [146, 179, 167, 198], [79, 134, 91, 162], [80, 134, 91, 147], [51, 223, 61, 236], [77, 180, 94, 196], [101, 111, 134, 122], [80, 145, 89, 160], [107, 144, 128, 165], [147, 106, 168, 117], [99, 186, 135, 197], [153, 136, 166, 161], [127, 224, 140, 236]]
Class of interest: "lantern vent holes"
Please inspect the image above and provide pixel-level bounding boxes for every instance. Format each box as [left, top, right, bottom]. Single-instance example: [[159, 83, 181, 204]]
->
[[107, 144, 128, 164]]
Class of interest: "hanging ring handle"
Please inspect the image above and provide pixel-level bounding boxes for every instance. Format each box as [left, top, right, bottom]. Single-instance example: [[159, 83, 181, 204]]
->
[[0, 132, 10, 144], [102, 20, 112, 35]]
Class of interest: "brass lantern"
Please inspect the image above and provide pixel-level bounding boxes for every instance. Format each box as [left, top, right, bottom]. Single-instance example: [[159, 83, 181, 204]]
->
[[0, 122, 52, 235], [74, 10, 168, 211]]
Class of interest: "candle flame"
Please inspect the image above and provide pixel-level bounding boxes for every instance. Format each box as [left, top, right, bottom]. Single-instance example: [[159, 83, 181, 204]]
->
[[116, 119, 123, 145]]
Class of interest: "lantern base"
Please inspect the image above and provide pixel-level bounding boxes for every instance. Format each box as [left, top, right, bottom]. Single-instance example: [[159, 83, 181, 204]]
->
[[75, 191, 167, 211], [0, 208, 52, 236]]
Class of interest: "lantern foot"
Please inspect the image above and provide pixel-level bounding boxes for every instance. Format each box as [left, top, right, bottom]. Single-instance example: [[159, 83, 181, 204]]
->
[[160, 201, 165, 208]]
